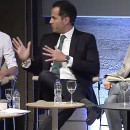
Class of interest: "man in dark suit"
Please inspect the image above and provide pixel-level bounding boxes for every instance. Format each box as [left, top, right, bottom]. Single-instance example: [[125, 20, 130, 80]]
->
[[12, 1, 100, 129]]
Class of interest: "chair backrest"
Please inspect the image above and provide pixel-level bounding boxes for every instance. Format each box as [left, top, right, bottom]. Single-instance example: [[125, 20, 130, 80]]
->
[[92, 76, 99, 83], [32, 76, 39, 81]]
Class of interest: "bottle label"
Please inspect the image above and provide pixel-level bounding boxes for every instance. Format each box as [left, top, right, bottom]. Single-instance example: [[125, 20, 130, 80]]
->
[[54, 82, 62, 103], [13, 97, 20, 109]]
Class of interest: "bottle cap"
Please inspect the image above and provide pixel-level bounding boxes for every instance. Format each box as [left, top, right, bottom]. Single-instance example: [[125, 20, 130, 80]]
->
[[15, 89, 18, 91], [56, 79, 60, 82]]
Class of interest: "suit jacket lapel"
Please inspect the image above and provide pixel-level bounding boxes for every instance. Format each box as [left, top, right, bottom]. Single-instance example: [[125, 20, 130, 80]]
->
[[69, 29, 79, 57]]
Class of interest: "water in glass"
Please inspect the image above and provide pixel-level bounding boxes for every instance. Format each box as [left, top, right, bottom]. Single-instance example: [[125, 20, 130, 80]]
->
[[66, 80, 77, 104]]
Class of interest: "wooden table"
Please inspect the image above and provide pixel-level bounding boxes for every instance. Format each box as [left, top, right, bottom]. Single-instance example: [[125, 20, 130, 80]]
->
[[26, 100, 85, 130], [0, 109, 30, 130], [0, 113, 24, 119]]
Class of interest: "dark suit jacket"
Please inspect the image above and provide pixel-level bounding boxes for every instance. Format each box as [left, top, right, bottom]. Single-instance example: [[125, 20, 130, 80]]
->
[[26, 29, 100, 104]]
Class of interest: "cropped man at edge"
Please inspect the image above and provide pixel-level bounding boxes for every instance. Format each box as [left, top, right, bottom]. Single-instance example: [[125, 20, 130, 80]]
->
[[0, 31, 18, 130], [12, 1, 101, 129], [0, 31, 18, 98]]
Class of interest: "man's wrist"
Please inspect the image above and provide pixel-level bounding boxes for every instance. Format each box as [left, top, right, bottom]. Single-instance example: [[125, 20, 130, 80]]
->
[[21, 58, 31, 68], [65, 55, 70, 62]]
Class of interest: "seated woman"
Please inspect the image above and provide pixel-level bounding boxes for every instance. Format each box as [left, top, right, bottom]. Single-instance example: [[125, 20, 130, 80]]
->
[[104, 45, 130, 130]]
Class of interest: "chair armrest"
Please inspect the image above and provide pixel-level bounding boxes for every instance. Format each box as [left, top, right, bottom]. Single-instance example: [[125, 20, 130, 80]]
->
[[92, 77, 99, 83], [32, 76, 39, 81], [1, 75, 16, 85], [32, 76, 100, 83], [8, 75, 16, 81]]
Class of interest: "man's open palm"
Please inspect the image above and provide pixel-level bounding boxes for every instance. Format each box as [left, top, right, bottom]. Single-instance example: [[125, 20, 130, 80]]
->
[[12, 37, 31, 61]]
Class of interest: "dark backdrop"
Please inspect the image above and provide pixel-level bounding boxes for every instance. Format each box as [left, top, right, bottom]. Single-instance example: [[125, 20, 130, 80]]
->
[[42, 0, 130, 16]]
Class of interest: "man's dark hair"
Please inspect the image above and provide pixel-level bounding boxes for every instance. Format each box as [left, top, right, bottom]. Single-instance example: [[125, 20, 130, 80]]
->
[[53, 0, 77, 25]]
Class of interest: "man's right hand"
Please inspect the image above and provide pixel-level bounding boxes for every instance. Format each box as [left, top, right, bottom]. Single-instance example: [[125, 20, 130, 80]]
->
[[12, 37, 31, 61], [104, 76, 113, 90]]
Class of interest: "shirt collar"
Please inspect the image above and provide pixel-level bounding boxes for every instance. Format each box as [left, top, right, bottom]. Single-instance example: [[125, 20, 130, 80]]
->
[[60, 27, 74, 39]]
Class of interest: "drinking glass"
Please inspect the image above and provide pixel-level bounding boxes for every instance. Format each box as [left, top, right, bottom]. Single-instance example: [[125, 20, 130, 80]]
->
[[66, 80, 77, 104], [119, 82, 128, 106], [5, 88, 13, 108]]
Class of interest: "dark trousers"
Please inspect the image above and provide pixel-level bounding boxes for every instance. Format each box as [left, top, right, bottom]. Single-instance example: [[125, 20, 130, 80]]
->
[[38, 70, 96, 130], [38, 70, 76, 130]]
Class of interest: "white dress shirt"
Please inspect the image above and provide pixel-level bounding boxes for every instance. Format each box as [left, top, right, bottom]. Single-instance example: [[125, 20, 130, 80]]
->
[[55, 27, 76, 80], [0, 31, 18, 69]]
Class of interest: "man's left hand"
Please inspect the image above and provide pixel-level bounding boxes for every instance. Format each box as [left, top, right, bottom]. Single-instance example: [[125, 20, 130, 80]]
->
[[42, 45, 66, 62]]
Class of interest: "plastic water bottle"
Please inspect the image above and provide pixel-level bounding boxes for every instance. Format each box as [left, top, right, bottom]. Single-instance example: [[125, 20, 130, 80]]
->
[[54, 79, 62, 103], [13, 89, 20, 109]]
